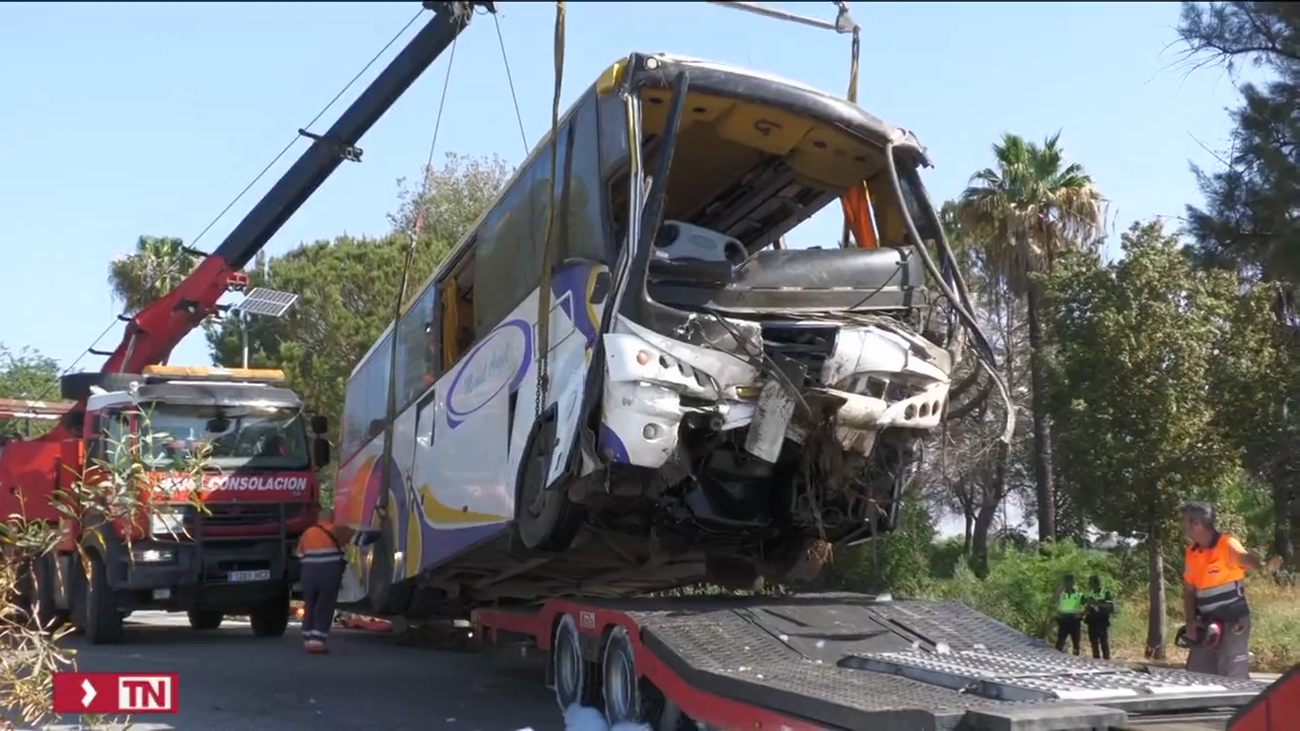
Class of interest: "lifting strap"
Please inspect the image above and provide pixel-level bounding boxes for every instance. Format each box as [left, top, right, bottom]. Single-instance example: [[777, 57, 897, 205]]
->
[[839, 22, 876, 250], [535, 0, 566, 419]]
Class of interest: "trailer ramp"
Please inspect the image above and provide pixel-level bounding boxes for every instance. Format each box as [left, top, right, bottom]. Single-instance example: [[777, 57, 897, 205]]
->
[[622, 594, 1265, 730]]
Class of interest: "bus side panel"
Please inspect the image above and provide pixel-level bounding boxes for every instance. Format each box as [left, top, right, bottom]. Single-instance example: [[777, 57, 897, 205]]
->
[[410, 289, 544, 573], [407, 263, 605, 573], [544, 260, 608, 484], [331, 437, 389, 532]]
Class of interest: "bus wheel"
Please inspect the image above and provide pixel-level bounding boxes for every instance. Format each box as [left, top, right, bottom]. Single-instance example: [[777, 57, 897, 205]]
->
[[601, 625, 643, 726], [551, 613, 585, 711], [516, 418, 581, 552]]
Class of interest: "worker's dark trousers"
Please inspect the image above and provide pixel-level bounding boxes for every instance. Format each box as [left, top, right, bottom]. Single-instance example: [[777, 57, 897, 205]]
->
[[1086, 618, 1111, 660], [1055, 615, 1082, 655], [301, 560, 345, 644]]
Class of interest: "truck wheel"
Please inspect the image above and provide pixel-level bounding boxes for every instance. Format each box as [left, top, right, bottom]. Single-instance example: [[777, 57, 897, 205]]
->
[[26, 556, 69, 633], [187, 610, 223, 631], [551, 613, 585, 710], [515, 417, 582, 552], [249, 594, 290, 638], [601, 625, 643, 726], [81, 553, 124, 645]]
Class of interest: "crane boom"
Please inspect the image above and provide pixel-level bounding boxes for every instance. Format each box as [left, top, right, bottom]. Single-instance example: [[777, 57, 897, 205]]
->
[[93, 1, 488, 381]]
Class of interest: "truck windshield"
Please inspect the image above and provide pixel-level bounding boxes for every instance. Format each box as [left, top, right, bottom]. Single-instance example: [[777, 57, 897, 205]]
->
[[120, 404, 310, 470]]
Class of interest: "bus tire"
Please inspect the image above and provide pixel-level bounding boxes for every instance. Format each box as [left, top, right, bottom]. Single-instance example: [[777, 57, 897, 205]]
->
[[515, 416, 582, 552], [81, 552, 124, 645], [366, 517, 412, 616]]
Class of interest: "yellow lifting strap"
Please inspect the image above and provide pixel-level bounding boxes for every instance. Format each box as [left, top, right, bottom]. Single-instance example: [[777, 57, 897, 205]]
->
[[535, 0, 566, 418], [839, 23, 878, 250]]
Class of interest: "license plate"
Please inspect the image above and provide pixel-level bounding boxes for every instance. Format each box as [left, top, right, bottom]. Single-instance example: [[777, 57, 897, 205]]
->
[[227, 570, 271, 583]]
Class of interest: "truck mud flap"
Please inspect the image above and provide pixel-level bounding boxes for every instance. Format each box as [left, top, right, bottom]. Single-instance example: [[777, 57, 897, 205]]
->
[[1228, 665, 1300, 731]]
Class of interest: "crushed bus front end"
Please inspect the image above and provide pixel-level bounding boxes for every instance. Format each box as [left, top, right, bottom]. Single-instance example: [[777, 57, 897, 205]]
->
[[585, 53, 992, 582]]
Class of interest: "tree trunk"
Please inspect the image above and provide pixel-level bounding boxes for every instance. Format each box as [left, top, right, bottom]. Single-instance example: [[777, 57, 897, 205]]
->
[[971, 505, 997, 578], [963, 514, 973, 553], [1275, 467, 1296, 565], [1144, 531, 1167, 660], [1025, 280, 1057, 542]]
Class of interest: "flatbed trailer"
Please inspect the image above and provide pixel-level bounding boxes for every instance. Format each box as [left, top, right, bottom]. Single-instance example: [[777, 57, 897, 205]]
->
[[474, 593, 1269, 730]]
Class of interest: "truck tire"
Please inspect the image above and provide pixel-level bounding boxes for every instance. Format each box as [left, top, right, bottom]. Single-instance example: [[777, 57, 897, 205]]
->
[[24, 556, 69, 633], [81, 553, 124, 645], [249, 593, 290, 638], [187, 610, 223, 631]]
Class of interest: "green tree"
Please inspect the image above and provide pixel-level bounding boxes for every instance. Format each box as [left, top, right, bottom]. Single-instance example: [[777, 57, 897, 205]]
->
[[389, 152, 513, 244], [957, 133, 1106, 543], [107, 236, 197, 315], [1176, 1, 1300, 563], [0, 345, 61, 440], [205, 153, 511, 449], [1045, 220, 1243, 659], [0, 346, 59, 401]]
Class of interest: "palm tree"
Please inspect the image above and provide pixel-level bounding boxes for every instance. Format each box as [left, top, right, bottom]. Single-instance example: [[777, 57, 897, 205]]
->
[[957, 132, 1105, 543], [107, 236, 197, 315]]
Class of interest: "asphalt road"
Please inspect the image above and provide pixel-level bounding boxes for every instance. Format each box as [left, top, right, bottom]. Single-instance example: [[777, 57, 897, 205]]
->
[[43, 612, 565, 731]]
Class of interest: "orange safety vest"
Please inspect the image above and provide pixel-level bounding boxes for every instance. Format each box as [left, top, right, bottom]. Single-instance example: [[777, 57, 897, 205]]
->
[[1183, 533, 1250, 620], [296, 523, 345, 565]]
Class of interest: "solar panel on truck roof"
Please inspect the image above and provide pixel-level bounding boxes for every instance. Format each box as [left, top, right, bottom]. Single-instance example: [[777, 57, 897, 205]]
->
[[230, 287, 298, 318]]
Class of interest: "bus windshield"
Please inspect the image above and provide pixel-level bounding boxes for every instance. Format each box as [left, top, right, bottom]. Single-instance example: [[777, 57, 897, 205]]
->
[[114, 404, 311, 471]]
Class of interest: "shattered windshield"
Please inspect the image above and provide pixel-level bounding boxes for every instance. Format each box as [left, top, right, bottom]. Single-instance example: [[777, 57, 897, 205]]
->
[[111, 404, 310, 470]]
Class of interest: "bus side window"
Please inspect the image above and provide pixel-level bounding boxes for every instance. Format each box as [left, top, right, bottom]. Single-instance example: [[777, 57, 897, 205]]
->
[[562, 94, 605, 263], [396, 280, 441, 408], [474, 118, 569, 336], [440, 244, 477, 371], [598, 92, 631, 252]]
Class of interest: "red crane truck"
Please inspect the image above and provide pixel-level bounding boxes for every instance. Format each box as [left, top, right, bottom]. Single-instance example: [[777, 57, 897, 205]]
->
[[0, 0, 478, 645]]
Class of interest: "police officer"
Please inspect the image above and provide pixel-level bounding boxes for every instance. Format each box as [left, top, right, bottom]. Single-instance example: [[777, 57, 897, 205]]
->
[[1053, 574, 1084, 655], [295, 508, 352, 654], [1180, 501, 1283, 678], [1084, 575, 1115, 660]]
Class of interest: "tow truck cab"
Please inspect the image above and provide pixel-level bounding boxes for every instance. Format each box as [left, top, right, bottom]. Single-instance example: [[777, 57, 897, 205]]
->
[[58, 366, 332, 643]]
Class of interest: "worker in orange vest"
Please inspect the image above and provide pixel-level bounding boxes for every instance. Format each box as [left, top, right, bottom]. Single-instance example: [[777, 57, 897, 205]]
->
[[1179, 501, 1283, 678], [295, 508, 352, 654]]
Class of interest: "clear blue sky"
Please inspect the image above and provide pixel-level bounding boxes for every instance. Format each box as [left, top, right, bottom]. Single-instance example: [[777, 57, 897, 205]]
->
[[1, 1, 1245, 375]]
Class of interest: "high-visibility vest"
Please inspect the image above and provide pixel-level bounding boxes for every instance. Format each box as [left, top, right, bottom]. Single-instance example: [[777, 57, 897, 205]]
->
[[1058, 590, 1084, 615], [296, 523, 345, 565], [1184, 533, 1250, 620]]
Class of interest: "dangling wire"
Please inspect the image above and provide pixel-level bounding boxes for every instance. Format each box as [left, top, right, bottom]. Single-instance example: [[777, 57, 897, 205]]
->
[[534, 0, 566, 420]]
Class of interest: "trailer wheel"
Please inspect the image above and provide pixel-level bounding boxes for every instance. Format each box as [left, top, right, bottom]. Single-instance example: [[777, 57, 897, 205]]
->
[[187, 610, 223, 631], [249, 593, 290, 638], [601, 625, 643, 726], [552, 613, 585, 711], [516, 416, 582, 552], [80, 553, 124, 645]]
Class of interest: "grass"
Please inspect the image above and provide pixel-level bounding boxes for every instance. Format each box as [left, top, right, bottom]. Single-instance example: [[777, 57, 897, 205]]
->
[[1106, 582, 1300, 672]]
